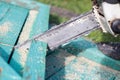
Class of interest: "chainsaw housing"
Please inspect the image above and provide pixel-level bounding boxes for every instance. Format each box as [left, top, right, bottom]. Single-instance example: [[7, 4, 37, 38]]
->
[[93, 0, 120, 36]]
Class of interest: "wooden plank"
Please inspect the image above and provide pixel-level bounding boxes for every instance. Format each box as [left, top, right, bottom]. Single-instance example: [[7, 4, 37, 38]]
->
[[48, 57, 120, 80], [9, 1, 50, 77], [23, 41, 46, 80], [0, 56, 21, 80], [0, 2, 28, 61], [47, 38, 120, 79], [0, 2, 28, 45], [81, 48, 120, 71], [2, 0, 50, 10], [9, 10, 39, 75], [46, 49, 76, 79], [0, 43, 13, 61], [47, 38, 120, 80], [61, 38, 120, 71], [0, 1, 49, 80], [0, 2, 10, 21], [45, 38, 96, 79]]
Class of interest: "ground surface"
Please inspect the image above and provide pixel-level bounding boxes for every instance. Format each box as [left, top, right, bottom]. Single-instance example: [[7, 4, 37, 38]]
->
[[97, 42, 120, 60]]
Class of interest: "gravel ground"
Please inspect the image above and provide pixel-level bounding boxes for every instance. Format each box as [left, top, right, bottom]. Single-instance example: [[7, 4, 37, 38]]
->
[[97, 42, 120, 60]]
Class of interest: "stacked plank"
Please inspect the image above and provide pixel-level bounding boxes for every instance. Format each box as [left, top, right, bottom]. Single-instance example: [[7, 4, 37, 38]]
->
[[0, 0, 50, 80]]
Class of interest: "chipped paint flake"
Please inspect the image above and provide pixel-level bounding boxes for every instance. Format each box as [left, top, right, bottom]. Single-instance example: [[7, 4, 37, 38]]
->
[[0, 22, 12, 36]]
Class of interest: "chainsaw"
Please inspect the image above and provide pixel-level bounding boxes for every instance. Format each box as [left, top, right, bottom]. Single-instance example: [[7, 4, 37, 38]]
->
[[15, 0, 120, 59]]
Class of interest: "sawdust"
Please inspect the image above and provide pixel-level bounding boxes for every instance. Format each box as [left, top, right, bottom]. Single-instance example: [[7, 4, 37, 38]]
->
[[0, 22, 12, 36]]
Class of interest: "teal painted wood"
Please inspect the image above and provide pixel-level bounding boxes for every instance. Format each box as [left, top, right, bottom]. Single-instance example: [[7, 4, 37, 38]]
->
[[0, 2, 28, 45], [8, 0, 50, 78], [0, 56, 21, 80], [61, 38, 120, 71], [3, 0, 50, 38], [48, 56, 120, 80], [0, 44, 13, 61], [47, 38, 120, 80], [23, 41, 46, 80], [81, 48, 120, 71], [0, 2, 9, 21], [29, 3, 50, 37], [2, 0, 50, 11], [0, 2, 28, 61], [0, 1, 49, 80], [46, 49, 76, 79]]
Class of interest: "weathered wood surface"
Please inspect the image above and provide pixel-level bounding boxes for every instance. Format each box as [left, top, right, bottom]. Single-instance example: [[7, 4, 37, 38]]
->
[[0, 2, 28, 61], [61, 38, 120, 71], [0, 0, 50, 80], [48, 57, 120, 80], [0, 44, 12, 62], [9, 6, 49, 77], [0, 2, 28, 45], [46, 49, 76, 79], [2, 0, 50, 80], [23, 41, 47, 80], [0, 56, 21, 80], [9, 10, 39, 75], [1, 1, 120, 80], [2, 0, 49, 10], [47, 38, 120, 80]]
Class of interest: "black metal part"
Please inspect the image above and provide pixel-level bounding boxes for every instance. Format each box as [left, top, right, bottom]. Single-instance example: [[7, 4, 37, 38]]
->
[[111, 19, 120, 34], [97, 42, 120, 60], [103, 0, 119, 4]]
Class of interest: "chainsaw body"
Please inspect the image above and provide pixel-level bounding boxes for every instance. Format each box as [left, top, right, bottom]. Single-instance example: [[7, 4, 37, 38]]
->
[[93, 0, 120, 36]]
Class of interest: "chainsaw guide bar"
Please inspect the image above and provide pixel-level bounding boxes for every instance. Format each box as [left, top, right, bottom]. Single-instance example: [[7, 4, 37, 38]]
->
[[15, 11, 100, 50]]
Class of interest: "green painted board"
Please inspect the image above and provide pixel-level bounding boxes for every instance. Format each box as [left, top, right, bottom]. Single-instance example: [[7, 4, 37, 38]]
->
[[0, 2, 28, 62], [0, 56, 21, 80]]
